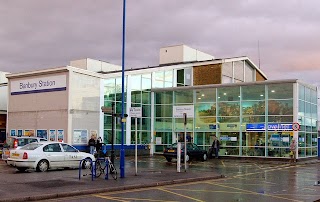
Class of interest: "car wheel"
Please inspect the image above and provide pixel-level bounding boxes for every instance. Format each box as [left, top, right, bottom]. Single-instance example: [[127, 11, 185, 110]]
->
[[36, 160, 49, 172], [82, 158, 92, 169], [17, 167, 27, 172], [202, 153, 208, 161], [166, 157, 172, 162]]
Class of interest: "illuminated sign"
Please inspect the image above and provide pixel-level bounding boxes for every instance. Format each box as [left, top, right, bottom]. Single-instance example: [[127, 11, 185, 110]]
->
[[246, 123, 293, 131]]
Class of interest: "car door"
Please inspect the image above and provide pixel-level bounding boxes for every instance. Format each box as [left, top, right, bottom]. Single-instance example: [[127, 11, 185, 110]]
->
[[43, 143, 65, 168], [61, 143, 80, 168], [190, 143, 202, 158]]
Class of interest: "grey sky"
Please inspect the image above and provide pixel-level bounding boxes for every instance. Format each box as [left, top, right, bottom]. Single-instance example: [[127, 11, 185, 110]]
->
[[0, 0, 319, 85]]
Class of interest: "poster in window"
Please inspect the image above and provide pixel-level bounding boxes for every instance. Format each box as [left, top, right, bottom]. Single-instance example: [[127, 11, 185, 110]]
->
[[17, 129, 23, 137], [57, 129, 64, 142], [24, 129, 35, 137], [49, 129, 56, 141], [37, 129, 48, 139], [10, 129, 16, 137], [73, 129, 88, 144]]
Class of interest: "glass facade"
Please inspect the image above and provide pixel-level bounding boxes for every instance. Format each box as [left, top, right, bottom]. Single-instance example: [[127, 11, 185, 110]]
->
[[154, 82, 317, 158], [102, 58, 318, 159]]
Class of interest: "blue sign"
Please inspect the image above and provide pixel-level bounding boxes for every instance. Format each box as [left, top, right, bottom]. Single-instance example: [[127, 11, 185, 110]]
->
[[268, 123, 292, 131], [209, 124, 217, 130], [220, 136, 230, 141], [246, 123, 265, 131], [246, 123, 293, 131]]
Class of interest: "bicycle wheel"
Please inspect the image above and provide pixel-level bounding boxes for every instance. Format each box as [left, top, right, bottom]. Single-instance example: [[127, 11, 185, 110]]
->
[[95, 161, 103, 178], [108, 162, 117, 180]]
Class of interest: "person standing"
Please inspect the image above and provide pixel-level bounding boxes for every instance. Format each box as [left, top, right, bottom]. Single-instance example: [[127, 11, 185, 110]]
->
[[88, 135, 96, 155], [290, 138, 297, 163], [96, 137, 102, 153], [212, 135, 220, 158]]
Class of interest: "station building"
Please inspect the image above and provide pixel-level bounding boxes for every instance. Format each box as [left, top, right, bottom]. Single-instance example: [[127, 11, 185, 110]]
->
[[0, 72, 8, 143], [4, 45, 318, 159]]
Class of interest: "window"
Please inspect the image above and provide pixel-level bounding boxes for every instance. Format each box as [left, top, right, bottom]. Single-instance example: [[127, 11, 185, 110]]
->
[[62, 144, 78, 152], [268, 84, 293, 99], [43, 143, 62, 152]]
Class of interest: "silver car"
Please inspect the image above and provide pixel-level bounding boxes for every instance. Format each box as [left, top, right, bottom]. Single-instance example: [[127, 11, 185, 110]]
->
[[7, 142, 95, 172]]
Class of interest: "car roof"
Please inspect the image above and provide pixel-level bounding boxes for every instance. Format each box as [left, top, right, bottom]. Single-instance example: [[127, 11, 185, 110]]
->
[[8, 136, 46, 139]]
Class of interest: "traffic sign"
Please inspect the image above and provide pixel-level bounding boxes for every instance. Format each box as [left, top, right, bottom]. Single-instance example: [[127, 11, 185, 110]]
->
[[292, 122, 300, 131], [130, 107, 142, 118]]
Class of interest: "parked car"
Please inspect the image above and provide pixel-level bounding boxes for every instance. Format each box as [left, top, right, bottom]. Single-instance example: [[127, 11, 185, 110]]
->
[[2, 136, 47, 161], [163, 142, 208, 162], [7, 142, 95, 172]]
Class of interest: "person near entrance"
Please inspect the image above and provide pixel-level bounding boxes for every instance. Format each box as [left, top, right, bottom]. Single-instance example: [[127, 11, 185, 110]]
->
[[289, 138, 297, 163], [210, 135, 220, 159], [88, 135, 96, 155]]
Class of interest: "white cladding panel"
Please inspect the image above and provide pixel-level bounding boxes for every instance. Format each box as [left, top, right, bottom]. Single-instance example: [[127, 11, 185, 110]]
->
[[70, 58, 121, 73], [160, 45, 214, 65], [69, 71, 101, 144], [0, 72, 8, 83], [0, 85, 7, 112], [183, 45, 214, 62], [159, 45, 184, 65]]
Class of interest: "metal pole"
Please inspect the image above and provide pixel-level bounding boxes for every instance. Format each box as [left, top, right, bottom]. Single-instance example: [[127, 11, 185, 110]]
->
[[184, 113, 187, 172], [177, 142, 181, 173], [135, 117, 137, 175], [120, 0, 126, 178], [111, 102, 115, 164]]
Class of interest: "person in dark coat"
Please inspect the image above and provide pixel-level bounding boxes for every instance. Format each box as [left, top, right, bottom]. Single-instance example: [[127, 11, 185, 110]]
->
[[88, 135, 96, 154], [211, 135, 220, 158], [96, 137, 102, 153]]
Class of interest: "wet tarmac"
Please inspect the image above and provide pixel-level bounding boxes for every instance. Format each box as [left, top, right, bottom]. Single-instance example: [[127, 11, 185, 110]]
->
[[1, 156, 320, 202]]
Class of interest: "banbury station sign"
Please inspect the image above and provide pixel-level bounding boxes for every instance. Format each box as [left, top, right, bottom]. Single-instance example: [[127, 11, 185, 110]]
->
[[11, 75, 67, 95]]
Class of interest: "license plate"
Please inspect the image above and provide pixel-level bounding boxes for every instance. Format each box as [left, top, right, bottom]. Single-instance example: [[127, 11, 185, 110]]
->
[[168, 150, 175, 152], [12, 153, 20, 157]]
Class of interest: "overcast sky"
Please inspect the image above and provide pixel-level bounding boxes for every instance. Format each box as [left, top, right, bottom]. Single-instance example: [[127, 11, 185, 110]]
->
[[0, 0, 319, 86]]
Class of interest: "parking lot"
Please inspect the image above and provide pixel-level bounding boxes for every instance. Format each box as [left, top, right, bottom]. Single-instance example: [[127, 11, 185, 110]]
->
[[1, 156, 320, 202]]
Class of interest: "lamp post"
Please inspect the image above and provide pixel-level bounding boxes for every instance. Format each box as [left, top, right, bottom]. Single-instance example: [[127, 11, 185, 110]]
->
[[111, 102, 115, 164], [120, 0, 126, 178]]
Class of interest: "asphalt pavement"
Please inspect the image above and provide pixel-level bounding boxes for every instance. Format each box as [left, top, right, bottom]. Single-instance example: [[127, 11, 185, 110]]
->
[[0, 155, 318, 202]]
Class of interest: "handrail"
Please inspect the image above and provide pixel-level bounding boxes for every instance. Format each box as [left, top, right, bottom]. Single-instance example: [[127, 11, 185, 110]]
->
[[78, 158, 94, 181]]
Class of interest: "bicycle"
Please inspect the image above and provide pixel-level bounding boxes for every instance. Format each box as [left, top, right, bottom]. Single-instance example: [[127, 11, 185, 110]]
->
[[95, 156, 117, 180]]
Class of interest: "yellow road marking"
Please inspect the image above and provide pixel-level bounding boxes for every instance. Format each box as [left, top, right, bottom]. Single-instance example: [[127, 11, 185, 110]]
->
[[93, 194, 128, 201], [94, 194, 178, 202], [221, 160, 225, 167], [167, 187, 258, 194], [206, 181, 303, 202], [234, 165, 302, 178], [158, 188, 204, 202], [254, 163, 263, 169]]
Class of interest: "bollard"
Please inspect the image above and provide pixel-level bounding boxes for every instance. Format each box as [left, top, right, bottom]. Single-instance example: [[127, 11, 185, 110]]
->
[[105, 159, 109, 180]]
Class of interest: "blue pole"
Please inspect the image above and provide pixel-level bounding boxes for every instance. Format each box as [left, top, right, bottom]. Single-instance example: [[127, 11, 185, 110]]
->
[[120, 0, 126, 178]]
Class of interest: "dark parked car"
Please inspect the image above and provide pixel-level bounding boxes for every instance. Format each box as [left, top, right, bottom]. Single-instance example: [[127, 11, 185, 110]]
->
[[163, 142, 207, 162]]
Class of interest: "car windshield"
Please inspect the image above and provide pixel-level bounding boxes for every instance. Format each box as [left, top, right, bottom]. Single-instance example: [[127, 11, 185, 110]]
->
[[20, 143, 42, 150]]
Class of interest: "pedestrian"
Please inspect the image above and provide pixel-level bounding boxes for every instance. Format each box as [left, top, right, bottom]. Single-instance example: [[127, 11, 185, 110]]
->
[[289, 138, 297, 163], [212, 135, 220, 158], [88, 135, 96, 155], [96, 137, 102, 154]]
